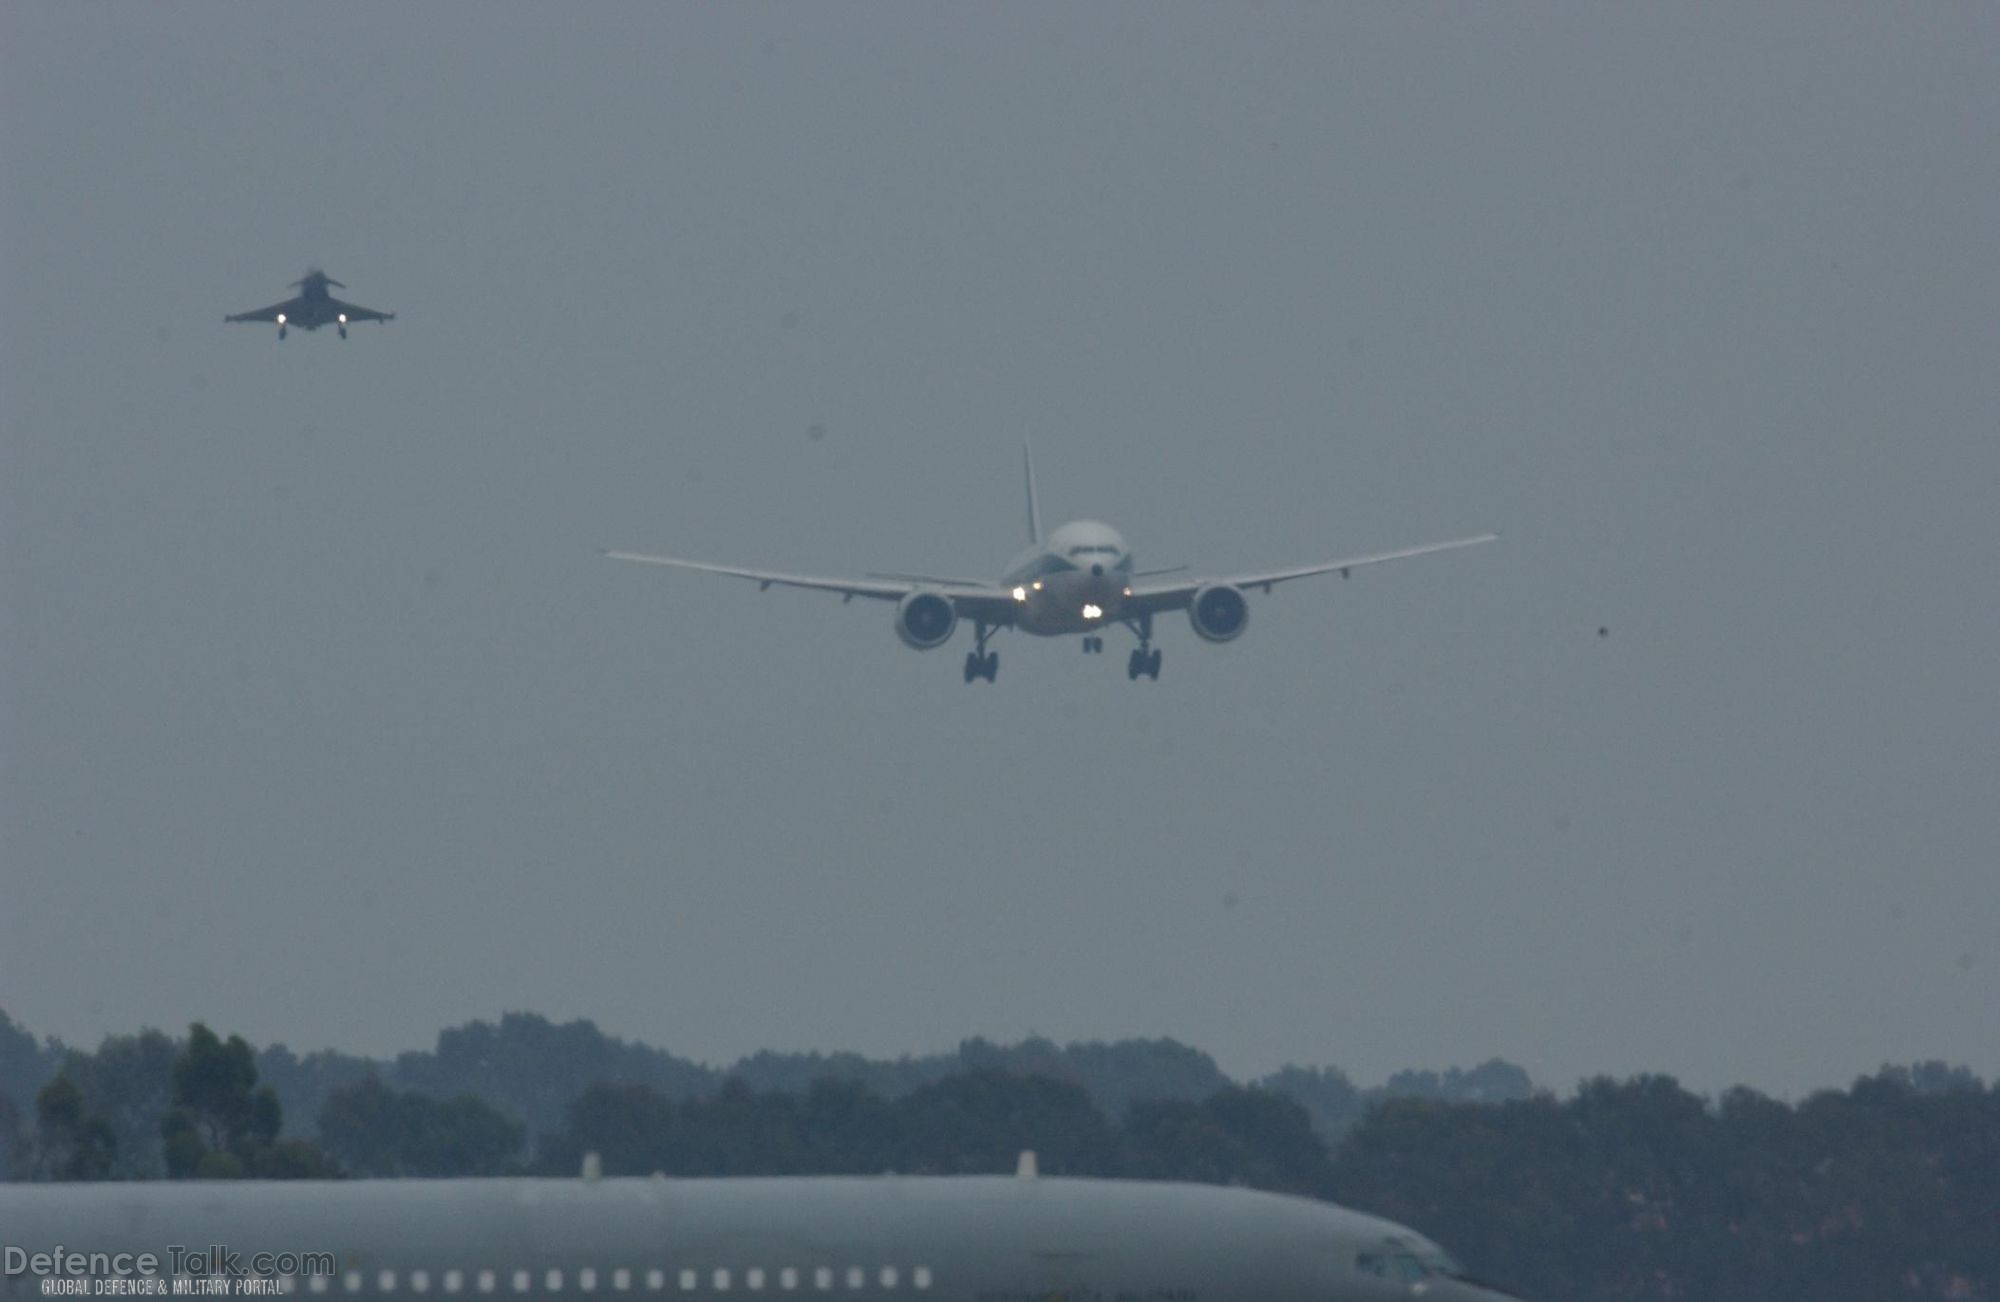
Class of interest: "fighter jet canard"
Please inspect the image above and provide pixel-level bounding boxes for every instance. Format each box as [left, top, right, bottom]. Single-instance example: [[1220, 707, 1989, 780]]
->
[[225, 269, 394, 340], [607, 445, 1497, 684]]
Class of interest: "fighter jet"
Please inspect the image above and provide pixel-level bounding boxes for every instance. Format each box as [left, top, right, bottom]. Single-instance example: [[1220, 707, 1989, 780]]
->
[[225, 269, 394, 340], [607, 445, 1496, 683]]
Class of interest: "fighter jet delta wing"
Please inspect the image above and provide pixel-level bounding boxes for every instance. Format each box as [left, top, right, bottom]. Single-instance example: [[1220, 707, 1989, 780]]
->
[[327, 298, 394, 324], [224, 299, 299, 324]]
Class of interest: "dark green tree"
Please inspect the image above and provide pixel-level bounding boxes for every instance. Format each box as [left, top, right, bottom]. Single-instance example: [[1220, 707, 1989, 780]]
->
[[1256, 1064, 1367, 1138], [957, 1036, 1233, 1118], [794, 1076, 898, 1173], [159, 1024, 336, 1178], [1119, 1087, 1327, 1193], [318, 1075, 524, 1176], [889, 1069, 1116, 1176], [30, 1073, 117, 1180], [1379, 1059, 1535, 1105], [673, 1078, 811, 1175], [0, 1092, 23, 1179], [540, 1081, 681, 1176], [394, 1014, 716, 1142], [729, 1049, 946, 1101], [56, 1030, 179, 1179], [258, 1044, 380, 1139], [0, 1010, 62, 1134]]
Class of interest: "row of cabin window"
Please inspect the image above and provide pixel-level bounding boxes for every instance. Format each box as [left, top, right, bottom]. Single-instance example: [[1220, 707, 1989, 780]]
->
[[288, 1268, 933, 1295]]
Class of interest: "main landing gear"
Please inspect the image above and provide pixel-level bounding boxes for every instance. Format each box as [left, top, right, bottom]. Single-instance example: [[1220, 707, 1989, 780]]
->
[[1124, 613, 1161, 680], [1082, 635, 1106, 653], [963, 622, 999, 684]]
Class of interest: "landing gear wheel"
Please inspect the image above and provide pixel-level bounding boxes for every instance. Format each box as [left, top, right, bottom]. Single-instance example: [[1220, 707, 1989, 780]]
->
[[964, 651, 999, 684], [277, 326, 287, 341], [964, 652, 979, 684], [982, 652, 999, 682], [338, 325, 348, 339], [1147, 648, 1163, 679], [1127, 649, 1144, 680]]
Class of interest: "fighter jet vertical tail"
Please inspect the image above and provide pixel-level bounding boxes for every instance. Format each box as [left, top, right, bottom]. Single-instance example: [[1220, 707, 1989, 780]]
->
[[1024, 438, 1044, 546]]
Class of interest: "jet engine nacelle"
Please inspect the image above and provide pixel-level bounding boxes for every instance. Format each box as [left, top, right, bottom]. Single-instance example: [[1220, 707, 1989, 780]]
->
[[895, 591, 958, 650], [1188, 584, 1249, 643]]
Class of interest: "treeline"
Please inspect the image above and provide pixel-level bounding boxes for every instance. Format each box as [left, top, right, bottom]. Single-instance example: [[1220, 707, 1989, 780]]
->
[[536, 1066, 2000, 1301], [536, 1071, 1332, 1192], [1, 1009, 1530, 1168], [257, 1012, 1529, 1142], [5, 1010, 1995, 1301], [1327, 1069, 1998, 1302], [8, 1021, 337, 1181]]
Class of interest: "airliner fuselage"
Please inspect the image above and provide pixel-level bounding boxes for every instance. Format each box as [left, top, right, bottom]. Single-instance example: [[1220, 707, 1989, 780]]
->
[[999, 520, 1134, 637], [0, 1175, 1522, 1302]]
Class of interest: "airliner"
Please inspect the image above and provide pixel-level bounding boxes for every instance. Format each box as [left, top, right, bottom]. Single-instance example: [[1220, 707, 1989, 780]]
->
[[0, 1162, 1525, 1302], [606, 449, 1495, 682]]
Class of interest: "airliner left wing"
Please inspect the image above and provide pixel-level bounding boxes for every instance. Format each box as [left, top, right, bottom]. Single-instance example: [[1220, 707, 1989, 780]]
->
[[1123, 533, 1498, 615]]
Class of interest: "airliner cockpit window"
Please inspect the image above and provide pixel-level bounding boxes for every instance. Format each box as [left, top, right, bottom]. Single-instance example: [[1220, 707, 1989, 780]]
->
[[1354, 1251, 1429, 1283], [1417, 1248, 1464, 1277]]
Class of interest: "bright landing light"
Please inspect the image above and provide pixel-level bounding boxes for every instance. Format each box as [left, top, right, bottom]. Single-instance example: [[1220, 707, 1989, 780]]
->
[[275, 313, 286, 324], [1081, 604, 1103, 619], [1011, 586, 1027, 601], [338, 313, 347, 324]]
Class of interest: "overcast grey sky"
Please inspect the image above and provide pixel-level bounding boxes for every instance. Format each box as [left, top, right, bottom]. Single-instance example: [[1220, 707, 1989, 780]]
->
[[3, 3, 1996, 1099]]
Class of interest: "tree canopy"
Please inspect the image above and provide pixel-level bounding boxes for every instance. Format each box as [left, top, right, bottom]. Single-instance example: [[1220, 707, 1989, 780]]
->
[[157, 1024, 337, 1179]]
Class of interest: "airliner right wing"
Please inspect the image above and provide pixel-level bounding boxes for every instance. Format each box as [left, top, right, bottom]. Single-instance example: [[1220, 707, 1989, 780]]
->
[[604, 550, 1021, 621], [606, 550, 913, 599]]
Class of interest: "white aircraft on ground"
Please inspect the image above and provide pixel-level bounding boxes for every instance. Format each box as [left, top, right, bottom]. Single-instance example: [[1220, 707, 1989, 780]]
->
[[606, 448, 1496, 683]]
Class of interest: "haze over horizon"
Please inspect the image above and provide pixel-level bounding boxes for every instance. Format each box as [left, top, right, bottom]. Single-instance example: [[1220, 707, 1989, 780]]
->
[[4, 5, 1996, 1102]]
